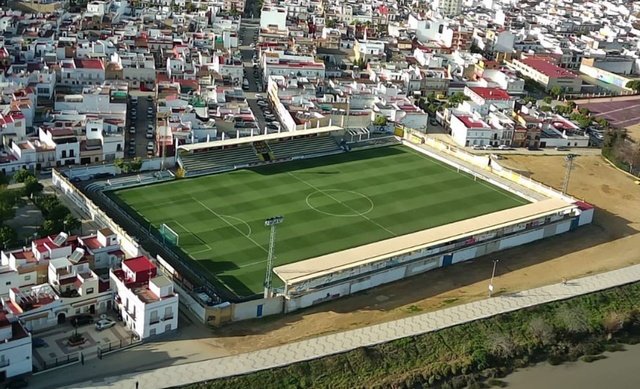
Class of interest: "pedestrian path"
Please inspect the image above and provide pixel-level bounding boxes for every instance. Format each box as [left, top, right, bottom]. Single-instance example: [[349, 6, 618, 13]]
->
[[71, 263, 640, 389]]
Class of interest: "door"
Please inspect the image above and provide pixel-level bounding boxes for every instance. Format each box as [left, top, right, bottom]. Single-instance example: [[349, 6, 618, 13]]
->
[[57, 313, 66, 324], [90, 304, 96, 314], [256, 304, 263, 318]]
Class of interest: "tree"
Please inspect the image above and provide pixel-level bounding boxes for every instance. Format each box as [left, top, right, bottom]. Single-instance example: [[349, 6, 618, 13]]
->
[[0, 173, 9, 188], [445, 92, 469, 108], [549, 86, 563, 98], [0, 226, 17, 250], [175, 167, 186, 179], [13, 168, 35, 183], [40, 219, 58, 236], [129, 157, 143, 173], [114, 158, 127, 173], [48, 204, 71, 221], [543, 96, 553, 104], [34, 195, 61, 217], [595, 117, 610, 128], [626, 80, 640, 93], [63, 214, 81, 233], [373, 115, 388, 126], [540, 105, 552, 112], [23, 176, 43, 198], [325, 19, 337, 28]]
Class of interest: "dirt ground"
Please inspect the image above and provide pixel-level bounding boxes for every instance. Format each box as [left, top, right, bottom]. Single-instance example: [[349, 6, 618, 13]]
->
[[209, 155, 640, 354]]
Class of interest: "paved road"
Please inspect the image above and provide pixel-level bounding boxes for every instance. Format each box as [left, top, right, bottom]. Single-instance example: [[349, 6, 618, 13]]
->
[[56, 263, 640, 389]]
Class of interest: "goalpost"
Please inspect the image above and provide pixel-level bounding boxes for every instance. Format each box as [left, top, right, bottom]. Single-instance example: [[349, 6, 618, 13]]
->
[[160, 223, 180, 246]]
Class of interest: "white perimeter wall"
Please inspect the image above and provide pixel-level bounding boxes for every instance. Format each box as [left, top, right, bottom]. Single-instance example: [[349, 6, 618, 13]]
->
[[284, 219, 579, 312], [52, 169, 142, 257]]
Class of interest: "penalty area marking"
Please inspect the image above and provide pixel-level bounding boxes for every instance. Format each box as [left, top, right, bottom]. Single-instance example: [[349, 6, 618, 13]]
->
[[220, 215, 252, 237]]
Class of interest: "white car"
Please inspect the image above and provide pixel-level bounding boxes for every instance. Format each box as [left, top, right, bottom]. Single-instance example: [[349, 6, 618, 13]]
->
[[146, 131, 154, 139], [147, 142, 154, 151], [472, 145, 483, 150], [498, 145, 510, 150], [483, 145, 493, 150], [95, 319, 116, 331]]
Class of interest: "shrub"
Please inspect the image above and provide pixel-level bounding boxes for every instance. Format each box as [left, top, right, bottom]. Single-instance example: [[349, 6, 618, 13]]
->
[[581, 354, 606, 363], [528, 317, 555, 345]]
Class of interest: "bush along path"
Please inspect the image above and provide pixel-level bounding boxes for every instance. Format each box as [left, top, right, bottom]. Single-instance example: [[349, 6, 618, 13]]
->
[[193, 282, 640, 389]]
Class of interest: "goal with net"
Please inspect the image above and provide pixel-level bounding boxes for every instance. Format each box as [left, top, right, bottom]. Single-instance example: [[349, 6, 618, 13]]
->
[[160, 223, 180, 246]]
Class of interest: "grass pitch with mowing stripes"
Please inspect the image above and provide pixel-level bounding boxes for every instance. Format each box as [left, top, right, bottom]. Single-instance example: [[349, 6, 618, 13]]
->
[[112, 146, 528, 298]]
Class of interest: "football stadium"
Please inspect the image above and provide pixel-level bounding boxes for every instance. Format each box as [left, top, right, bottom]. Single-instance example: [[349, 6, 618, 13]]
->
[[111, 145, 526, 298], [55, 124, 595, 317]]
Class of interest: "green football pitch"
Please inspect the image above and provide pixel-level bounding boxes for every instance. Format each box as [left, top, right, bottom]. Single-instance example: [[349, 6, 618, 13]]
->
[[112, 145, 527, 298]]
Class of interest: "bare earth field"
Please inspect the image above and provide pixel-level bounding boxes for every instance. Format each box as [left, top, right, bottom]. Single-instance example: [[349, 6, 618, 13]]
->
[[213, 154, 640, 354]]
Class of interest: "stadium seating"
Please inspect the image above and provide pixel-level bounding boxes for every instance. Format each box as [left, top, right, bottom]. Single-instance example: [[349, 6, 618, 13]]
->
[[269, 136, 341, 160], [179, 145, 261, 172]]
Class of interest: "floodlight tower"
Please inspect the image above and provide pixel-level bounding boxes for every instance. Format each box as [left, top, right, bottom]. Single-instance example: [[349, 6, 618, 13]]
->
[[562, 154, 577, 194], [263, 216, 284, 298]]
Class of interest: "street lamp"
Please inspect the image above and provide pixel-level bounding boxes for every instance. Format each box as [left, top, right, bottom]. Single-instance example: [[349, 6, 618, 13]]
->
[[489, 259, 499, 297], [263, 216, 284, 298]]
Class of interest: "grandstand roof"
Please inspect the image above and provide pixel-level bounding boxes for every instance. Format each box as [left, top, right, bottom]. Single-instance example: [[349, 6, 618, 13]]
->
[[178, 125, 343, 152], [273, 198, 576, 285]]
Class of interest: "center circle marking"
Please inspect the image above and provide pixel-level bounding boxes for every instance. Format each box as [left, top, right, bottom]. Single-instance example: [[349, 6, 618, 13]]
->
[[305, 189, 374, 217]]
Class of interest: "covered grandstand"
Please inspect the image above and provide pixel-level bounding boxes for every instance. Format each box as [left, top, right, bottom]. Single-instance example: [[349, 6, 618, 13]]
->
[[177, 126, 349, 175]]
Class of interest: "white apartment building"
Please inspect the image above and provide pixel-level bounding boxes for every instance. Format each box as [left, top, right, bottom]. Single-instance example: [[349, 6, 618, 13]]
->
[[77, 228, 123, 269], [260, 6, 288, 31], [450, 112, 493, 147], [0, 308, 32, 382], [111, 257, 179, 339], [59, 59, 106, 87], [262, 52, 326, 81], [434, 0, 462, 18], [463, 86, 515, 116]]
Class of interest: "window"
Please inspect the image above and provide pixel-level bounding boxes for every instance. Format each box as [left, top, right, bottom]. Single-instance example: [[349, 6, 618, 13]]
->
[[70, 150, 75, 157], [62, 150, 67, 158], [86, 287, 94, 294], [164, 307, 173, 319], [24, 275, 31, 281], [5, 281, 10, 286], [150, 328, 156, 336]]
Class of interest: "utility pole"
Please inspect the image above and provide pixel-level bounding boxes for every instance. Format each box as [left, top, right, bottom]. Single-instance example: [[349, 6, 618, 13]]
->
[[489, 259, 499, 297], [263, 216, 284, 298], [562, 154, 576, 194]]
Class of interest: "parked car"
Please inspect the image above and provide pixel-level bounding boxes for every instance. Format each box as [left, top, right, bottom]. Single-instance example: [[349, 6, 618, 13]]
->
[[95, 318, 116, 331], [483, 145, 493, 150], [472, 145, 483, 150], [147, 142, 154, 151], [71, 314, 94, 327], [130, 96, 138, 104], [92, 172, 114, 179], [128, 147, 136, 156], [147, 95, 153, 101], [555, 146, 570, 151], [129, 127, 136, 135], [498, 145, 511, 150], [32, 337, 47, 348], [146, 130, 154, 139], [255, 94, 264, 100]]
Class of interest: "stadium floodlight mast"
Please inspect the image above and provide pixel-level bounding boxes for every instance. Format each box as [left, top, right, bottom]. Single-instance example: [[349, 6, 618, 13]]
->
[[263, 216, 284, 298], [562, 154, 577, 194], [489, 259, 499, 297]]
